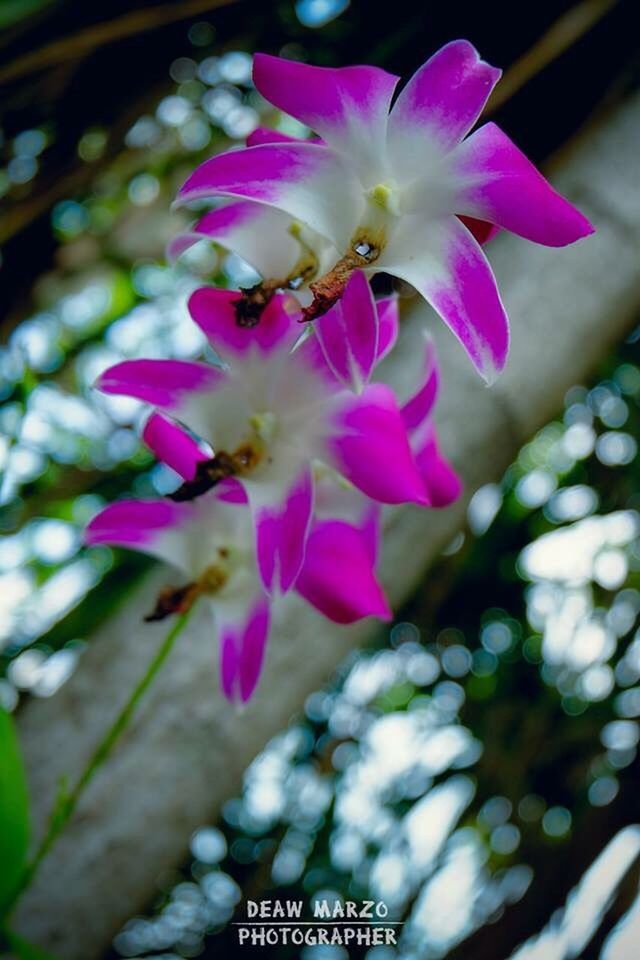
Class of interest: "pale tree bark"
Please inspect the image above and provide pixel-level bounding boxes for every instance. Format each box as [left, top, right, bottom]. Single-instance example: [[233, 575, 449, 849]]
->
[[13, 92, 640, 958]]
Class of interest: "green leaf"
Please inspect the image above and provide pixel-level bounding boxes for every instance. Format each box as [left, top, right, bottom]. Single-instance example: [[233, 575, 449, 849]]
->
[[1, 927, 59, 960], [0, 0, 57, 29], [0, 708, 30, 916]]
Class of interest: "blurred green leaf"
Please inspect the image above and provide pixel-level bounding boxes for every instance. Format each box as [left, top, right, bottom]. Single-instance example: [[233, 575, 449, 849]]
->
[[0, 0, 57, 29], [0, 709, 30, 917], [1, 927, 59, 960]]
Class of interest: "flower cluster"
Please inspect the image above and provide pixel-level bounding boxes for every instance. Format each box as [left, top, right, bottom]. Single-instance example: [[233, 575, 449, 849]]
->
[[86, 40, 592, 702]]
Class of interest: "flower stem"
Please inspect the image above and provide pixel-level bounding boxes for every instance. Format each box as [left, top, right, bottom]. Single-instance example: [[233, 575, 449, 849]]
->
[[13, 609, 193, 906], [300, 247, 376, 323]]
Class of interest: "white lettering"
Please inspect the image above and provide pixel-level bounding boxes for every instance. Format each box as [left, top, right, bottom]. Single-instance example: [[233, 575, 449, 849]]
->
[[360, 900, 374, 919]]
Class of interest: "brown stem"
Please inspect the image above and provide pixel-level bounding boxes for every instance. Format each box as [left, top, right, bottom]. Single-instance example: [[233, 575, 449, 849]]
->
[[169, 443, 260, 502], [231, 238, 378, 327], [301, 248, 375, 323], [144, 561, 229, 621], [169, 452, 238, 501], [145, 582, 199, 621], [233, 281, 281, 328]]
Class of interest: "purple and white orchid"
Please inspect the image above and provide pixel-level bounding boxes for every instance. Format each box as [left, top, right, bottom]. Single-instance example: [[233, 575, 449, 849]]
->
[[94, 273, 455, 596], [85, 483, 391, 703], [176, 40, 593, 381]]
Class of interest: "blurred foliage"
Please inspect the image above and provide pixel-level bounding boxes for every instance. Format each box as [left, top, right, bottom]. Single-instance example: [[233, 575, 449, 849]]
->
[[0, 1, 56, 29], [1, 928, 59, 960], [0, 708, 29, 915]]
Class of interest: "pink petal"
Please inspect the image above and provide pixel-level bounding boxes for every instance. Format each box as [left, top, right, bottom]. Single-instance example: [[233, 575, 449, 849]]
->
[[238, 598, 271, 702], [359, 504, 382, 566], [376, 295, 400, 363], [167, 200, 301, 279], [167, 231, 203, 262], [295, 519, 391, 624], [315, 270, 378, 392], [188, 286, 300, 359], [379, 216, 509, 381], [215, 478, 248, 504], [246, 127, 302, 146], [219, 627, 239, 702], [84, 499, 186, 548], [328, 384, 428, 505], [142, 413, 209, 481], [413, 424, 462, 507], [253, 53, 398, 181], [96, 359, 225, 410], [245, 466, 314, 594], [458, 215, 500, 246], [387, 39, 501, 176], [454, 122, 594, 247], [219, 597, 271, 702], [176, 141, 361, 251], [401, 336, 439, 432], [246, 127, 323, 147]]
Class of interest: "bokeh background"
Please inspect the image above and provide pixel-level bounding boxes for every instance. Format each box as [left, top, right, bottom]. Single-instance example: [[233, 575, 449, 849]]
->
[[1, 1, 640, 958]]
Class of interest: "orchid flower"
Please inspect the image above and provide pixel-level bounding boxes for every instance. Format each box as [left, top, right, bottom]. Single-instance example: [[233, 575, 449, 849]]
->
[[85, 484, 391, 703], [95, 273, 431, 597], [176, 40, 593, 381]]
